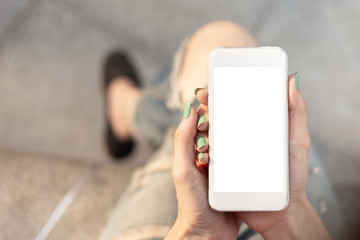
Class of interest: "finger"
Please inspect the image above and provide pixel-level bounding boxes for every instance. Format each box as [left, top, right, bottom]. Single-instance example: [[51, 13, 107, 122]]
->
[[197, 104, 208, 131], [196, 159, 208, 174], [194, 88, 208, 106], [173, 101, 208, 211], [288, 73, 311, 160], [174, 102, 198, 164], [195, 132, 208, 152], [197, 152, 209, 165]]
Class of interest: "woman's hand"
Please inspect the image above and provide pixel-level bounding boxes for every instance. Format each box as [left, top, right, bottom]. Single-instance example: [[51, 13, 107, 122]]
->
[[166, 73, 331, 239], [165, 98, 241, 239], [236, 73, 331, 239]]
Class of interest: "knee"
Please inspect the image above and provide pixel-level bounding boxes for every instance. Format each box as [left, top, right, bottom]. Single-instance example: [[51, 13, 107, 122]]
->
[[191, 20, 256, 47], [201, 20, 248, 34]]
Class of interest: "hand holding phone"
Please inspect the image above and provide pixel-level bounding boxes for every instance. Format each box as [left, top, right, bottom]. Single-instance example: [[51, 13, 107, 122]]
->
[[166, 49, 331, 239]]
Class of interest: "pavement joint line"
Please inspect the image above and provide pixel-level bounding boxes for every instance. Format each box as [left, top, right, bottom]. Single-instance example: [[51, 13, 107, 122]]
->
[[35, 164, 100, 240]]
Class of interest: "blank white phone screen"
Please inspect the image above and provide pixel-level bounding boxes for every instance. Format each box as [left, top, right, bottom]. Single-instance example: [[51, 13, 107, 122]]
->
[[213, 67, 285, 192]]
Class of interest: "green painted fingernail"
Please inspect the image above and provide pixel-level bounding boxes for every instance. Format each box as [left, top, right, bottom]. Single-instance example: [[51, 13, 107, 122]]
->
[[196, 136, 206, 149], [295, 72, 300, 91], [194, 88, 203, 95], [198, 115, 206, 128], [183, 101, 191, 118], [198, 152, 205, 162]]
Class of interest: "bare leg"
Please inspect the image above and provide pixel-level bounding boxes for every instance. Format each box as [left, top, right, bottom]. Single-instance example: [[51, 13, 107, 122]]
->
[[177, 21, 257, 103], [107, 77, 141, 140]]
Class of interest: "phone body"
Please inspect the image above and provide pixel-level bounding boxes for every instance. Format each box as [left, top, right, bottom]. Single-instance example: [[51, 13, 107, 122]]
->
[[208, 47, 289, 211]]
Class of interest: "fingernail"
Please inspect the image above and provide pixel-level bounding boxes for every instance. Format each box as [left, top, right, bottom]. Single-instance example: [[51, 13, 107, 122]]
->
[[196, 136, 206, 149], [197, 115, 206, 128], [183, 101, 191, 118], [194, 88, 203, 95], [295, 72, 300, 91], [198, 152, 205, 163]]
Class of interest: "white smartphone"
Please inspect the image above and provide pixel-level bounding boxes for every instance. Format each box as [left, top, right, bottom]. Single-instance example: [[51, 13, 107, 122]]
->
[[208, 47, 289, 211]]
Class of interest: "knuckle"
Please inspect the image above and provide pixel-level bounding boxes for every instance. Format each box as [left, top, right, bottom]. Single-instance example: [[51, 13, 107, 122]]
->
[[299, 97, 307, 111], [172, 164, 190, 182], [174, 127, 186, 142], [291, 134, 311, 151]]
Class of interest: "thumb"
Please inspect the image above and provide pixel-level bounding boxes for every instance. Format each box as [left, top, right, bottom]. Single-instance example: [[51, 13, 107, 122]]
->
[[288, 73, 311, 195], [173, 101, 198, 179], [288, 73, 311, 155]]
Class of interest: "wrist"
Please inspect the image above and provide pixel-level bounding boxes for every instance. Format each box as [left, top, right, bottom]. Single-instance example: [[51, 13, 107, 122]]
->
[[261, 196, 310, 240], [262, 196, 331, 240], [165, 217, 213, 240]]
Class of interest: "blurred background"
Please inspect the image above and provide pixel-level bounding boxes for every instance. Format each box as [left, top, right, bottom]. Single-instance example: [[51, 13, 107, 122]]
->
[[0, 0, 359, 239]]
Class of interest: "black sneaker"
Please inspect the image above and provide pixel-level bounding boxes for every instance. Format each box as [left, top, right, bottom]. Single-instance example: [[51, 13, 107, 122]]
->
[[103, 51, 141, 159]]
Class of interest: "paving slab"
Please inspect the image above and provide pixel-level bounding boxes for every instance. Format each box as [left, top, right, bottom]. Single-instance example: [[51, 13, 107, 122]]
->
[[0, 150, 89, 240], [48, 161, 134, 240]]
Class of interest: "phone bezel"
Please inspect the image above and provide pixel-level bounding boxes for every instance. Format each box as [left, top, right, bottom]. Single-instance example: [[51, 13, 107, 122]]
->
[[208, 47, 289, 211]]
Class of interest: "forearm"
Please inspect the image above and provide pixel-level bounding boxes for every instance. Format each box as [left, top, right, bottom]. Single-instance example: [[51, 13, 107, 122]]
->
[[262, 198, 332, 240]]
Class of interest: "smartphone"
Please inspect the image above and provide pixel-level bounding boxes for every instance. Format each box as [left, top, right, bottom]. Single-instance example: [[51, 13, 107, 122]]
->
[[208, 47, 289, 211]]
